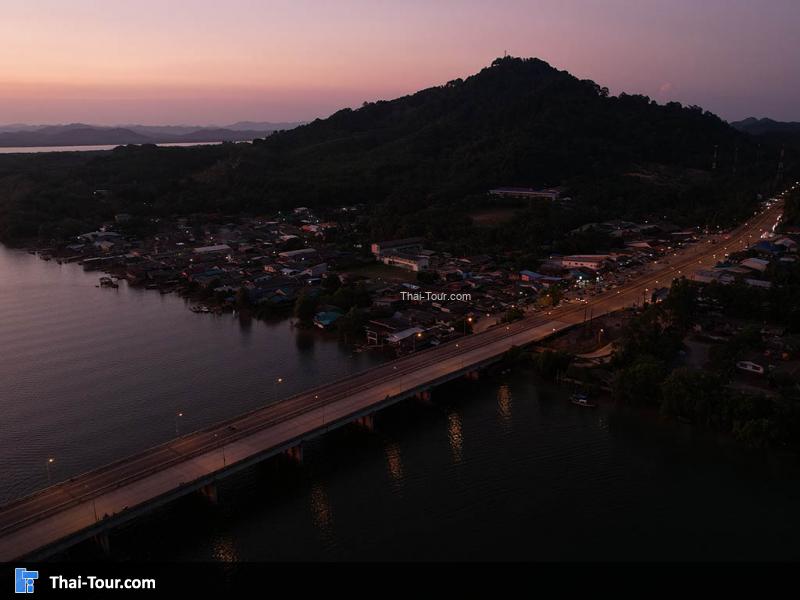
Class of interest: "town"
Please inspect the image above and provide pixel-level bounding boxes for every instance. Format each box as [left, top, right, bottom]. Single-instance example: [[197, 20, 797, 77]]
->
[[30, 184, 799, 364]]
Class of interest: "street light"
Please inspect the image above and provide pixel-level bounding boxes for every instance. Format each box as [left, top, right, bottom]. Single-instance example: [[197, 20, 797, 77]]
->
[[175, 412, 183, 436], [45, 457, 54, 485], [273, 377, 283, 401]]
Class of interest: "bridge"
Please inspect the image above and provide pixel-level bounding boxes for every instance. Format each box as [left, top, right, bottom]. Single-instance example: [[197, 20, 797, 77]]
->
[[0, 202, 782, 560]]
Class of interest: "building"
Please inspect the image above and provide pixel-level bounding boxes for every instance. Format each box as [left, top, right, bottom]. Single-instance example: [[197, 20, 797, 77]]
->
[[488, 187, 560, 201], [381, 253, 430, 272], [193, 244, 231, 255], [278, 248, 319, 261], [740, 257, 770, 273], [560, 255, 612, 271], [371, 237, 425, 258]]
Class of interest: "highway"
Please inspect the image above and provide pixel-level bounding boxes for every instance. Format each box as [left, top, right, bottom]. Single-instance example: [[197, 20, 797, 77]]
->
[[0, 200, 783, 560]]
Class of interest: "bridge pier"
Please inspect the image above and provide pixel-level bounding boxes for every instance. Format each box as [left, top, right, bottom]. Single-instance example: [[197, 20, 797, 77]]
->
[[354, 414, 375, 432], [415, 390, 432, 403], [93, 531, 111, 556], [199, 483, 218, 504], [284, 444, 304, 463]]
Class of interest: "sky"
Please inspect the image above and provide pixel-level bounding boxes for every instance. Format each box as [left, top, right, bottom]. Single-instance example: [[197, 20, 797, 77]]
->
[[1, 0, 799, 125]]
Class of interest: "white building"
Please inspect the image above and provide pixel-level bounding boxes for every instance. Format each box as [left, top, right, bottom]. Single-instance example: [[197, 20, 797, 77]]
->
[[560, 255, 612, 271], [382, 253, 430, 272]]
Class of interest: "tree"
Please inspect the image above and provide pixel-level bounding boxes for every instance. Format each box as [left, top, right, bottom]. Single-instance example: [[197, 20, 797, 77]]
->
[[660, 368, 723, 424], [532, 350, 572, 379], [337, 307, 367, 343], [613, 356, 667, 406], [293, 288, 318, 322], [664, 277, 697, 329]]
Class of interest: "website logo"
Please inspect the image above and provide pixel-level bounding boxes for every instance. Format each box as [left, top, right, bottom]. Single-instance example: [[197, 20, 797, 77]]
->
[[14, 568, 39, 594]]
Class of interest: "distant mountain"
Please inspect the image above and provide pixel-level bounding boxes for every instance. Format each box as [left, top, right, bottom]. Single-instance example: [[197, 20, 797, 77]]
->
[[0, 122, 300, 147], [225, 121, 306, 131], [731, 117, 800, 136]]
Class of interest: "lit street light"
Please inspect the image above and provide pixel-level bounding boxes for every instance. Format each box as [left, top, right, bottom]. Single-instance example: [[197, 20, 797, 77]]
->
[[45, 457, 54, 485], [175, 411, 184, 436]]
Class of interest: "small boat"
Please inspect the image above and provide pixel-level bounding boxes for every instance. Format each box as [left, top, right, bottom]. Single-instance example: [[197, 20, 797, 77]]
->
[[570, 392, 597, 408], [99, 276, 119, 288]]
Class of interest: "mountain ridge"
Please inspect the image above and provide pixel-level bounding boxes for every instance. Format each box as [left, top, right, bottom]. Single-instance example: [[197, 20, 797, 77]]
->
[[0, 122, 306, 147]]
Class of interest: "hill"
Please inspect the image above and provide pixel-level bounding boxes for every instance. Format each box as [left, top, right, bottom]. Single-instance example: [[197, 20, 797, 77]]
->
[[732, 117, 800, 136], [0, 57, 789, 248]]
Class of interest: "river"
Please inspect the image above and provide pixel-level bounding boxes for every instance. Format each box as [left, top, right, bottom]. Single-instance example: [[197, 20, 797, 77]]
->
[[2, 244, 800, 561], [0, 142, 224, 154]]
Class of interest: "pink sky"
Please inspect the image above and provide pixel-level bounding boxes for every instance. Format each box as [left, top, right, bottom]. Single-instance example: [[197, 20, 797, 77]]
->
[[2, 0, 799, 125]]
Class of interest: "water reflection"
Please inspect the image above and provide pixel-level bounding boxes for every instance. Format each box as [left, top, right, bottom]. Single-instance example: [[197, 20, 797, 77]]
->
[[447, 412, 463, 464], [211, 535, 239, 563], [384, 442, 404, 489], [294, 327, 316, 352], [309, 483, 334, 533], [497, 384, 513, 425], [236, 311, 253, 335]]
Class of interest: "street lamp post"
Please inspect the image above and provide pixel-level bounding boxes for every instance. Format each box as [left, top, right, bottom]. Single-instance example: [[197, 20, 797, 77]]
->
[[175, 412, 183, 436], [45, 457, 54, 485], [273, 377, 283, 401]]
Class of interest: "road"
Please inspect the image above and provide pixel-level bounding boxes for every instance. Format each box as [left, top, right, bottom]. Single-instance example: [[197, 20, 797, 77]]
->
[[0, 200, 783, 560]]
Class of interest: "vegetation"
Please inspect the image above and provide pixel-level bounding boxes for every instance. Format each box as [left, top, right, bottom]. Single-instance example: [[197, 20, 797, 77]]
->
[[0, 56, 792, 251], [607, 278, 800, 450]]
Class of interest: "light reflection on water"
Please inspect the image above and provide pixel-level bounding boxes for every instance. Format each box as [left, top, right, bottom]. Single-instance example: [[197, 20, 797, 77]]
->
[[447, 411, 463, 464], [384, 442, 404, 488], [310, 483, 334, 534], [497, 384, 513, 425], [74, 373, 800, 562]]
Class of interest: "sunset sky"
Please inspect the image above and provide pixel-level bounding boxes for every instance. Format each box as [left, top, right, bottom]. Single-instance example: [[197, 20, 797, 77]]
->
[[2, 0, 799, 125]]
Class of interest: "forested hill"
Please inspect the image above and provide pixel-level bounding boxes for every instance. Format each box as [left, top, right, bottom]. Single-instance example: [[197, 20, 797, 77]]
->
[[0, 56, 787, 245], [245, 56, 740, 204]]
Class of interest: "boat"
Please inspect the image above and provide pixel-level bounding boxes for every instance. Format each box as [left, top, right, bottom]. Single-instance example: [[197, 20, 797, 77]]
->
[[570, 392, 598, 408], [99, 276, 119, 288]]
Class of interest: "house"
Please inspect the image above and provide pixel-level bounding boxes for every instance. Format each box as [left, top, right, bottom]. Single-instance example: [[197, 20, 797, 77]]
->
[[740, 257, 770, 272], [386, 327, 425, 345], [744, 278, 772, 289], [754, 240, 783, 257], [774, 237, 798, 252], [314, 310, 342, 329], [519, 270, 543, 282]]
